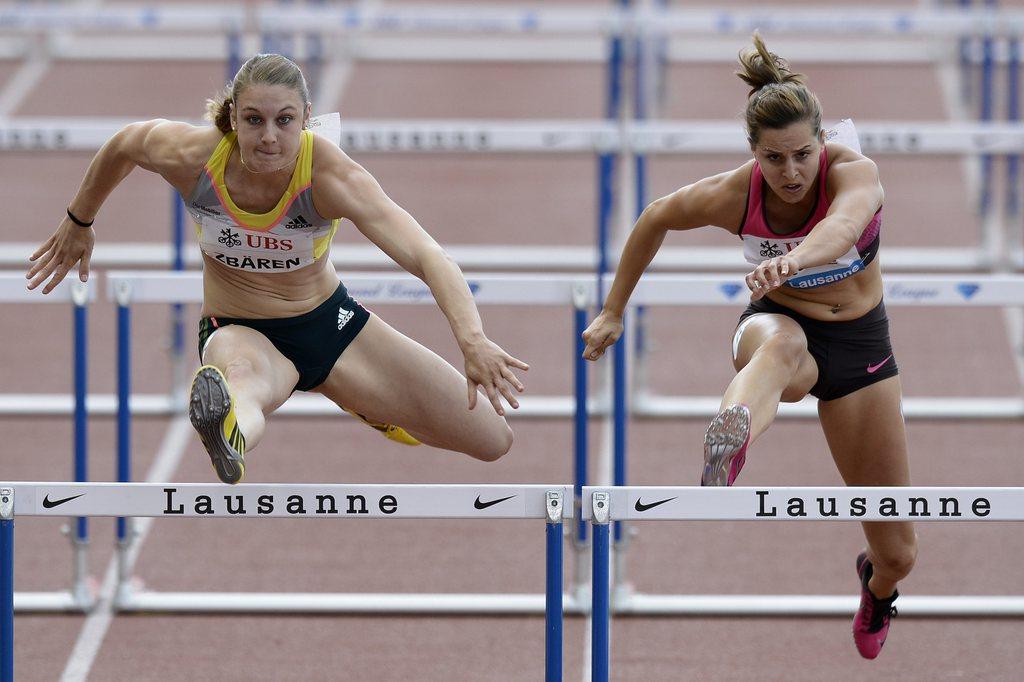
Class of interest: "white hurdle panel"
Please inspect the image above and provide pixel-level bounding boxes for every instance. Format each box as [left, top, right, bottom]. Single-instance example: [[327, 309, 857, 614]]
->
[[583, 485, 1024, 680], [105, 270, 592, 418], [623, 274, 1024, 420]]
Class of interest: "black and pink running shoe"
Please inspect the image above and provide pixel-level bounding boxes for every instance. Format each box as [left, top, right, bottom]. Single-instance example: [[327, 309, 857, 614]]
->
[[701, 404, 751, 486], [853, 552, 899, 659]]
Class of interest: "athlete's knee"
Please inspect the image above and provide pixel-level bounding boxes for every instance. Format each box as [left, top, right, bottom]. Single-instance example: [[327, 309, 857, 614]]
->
[[470, 421, 514, 462], [875, 533, 918, 581], [221, 355, 262, 383], [754, 330, 807, 370]]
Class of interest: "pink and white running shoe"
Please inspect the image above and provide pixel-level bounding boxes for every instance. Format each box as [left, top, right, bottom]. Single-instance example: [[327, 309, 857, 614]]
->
[[853, 552, 899, 660], [701, 404, 751, 486]]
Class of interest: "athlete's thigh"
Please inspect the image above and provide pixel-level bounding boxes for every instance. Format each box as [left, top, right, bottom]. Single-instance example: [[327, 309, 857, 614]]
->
[[732, 312, 818, 400], [818, 376, 915, 548], [315, 314, 507, 444], [203, 324, 298, 412]]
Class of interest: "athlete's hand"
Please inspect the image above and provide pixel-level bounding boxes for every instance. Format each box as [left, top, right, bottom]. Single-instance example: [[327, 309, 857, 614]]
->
[[745, 255, 800, 301], [463, 338, 529, 416], [26, 217, 95, 294], [582, 310, 624, 361]]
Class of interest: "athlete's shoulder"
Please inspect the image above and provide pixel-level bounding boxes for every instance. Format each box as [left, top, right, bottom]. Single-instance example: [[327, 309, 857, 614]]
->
[[126, 120, 220, 174], [824, 141, 881, 200], [310, 132, 362, 177]]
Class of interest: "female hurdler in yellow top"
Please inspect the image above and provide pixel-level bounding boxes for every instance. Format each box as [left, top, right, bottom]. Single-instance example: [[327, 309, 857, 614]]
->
[[28, 54, 528, 484]]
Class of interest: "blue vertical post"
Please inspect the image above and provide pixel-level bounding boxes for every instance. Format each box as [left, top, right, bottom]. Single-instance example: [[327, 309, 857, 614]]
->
[[959, 0, 974, 104], [72, 288, 88, 543], [226, 32, 242, 82], [597, 1, 626, 304], [172, 194, 185, 373], [980, 13, 995, 217], [612, 322, 627, 545], [1007, 36, 1020, 218], [544, 492, 563, 682], [116, 296, 132, 543], [573, 301, 589, 546], [1, 487, 14, 682], [591, 492, 610, 682]]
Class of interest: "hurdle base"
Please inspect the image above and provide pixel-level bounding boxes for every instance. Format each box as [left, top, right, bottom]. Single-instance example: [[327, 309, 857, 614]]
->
[[115, 590, 590, 615], [613, 593, 1024, 617], [13, 590, 93, 613]]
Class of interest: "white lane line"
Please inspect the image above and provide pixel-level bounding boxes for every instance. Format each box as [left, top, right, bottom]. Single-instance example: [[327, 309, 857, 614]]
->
[[59, 416, 193, 682]]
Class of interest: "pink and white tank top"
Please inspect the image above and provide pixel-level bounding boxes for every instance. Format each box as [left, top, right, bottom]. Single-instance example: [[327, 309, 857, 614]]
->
[[738, 119, 882, 290]]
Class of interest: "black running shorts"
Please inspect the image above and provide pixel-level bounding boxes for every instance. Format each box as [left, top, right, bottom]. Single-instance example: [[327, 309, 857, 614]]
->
[[737, 296, 899, 401], [197, 282, 370, 392]]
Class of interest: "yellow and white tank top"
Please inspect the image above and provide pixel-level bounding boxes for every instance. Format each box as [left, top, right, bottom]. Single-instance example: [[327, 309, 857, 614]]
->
[[183, 116, 342, 273]]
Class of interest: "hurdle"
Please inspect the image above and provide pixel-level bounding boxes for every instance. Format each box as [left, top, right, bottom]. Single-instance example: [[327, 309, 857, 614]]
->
[[103, 271, 596, 615], [0, 275, 95, 613], [621, 273, 1024, 420], [608, 273, 1024, 600], [583, 485, 1024, 681], [0, 482, 569, 682]]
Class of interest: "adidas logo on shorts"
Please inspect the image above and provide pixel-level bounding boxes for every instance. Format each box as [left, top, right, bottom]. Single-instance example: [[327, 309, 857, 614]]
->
[[283, 215, 313, 230], [338, 307, 354, 330]]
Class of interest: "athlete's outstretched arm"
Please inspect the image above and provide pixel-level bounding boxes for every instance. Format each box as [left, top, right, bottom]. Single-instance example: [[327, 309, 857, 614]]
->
[[747, 155, 883, 299], [313, 145, 528, 415], [26, 120, 205, 293], [583, 168, 747, 361]]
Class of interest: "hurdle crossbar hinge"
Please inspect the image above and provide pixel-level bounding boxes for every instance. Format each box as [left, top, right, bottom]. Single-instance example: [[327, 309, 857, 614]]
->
[[70, 280, 89, 307], [592, 492, 610, 525], [546, 490, 563, 523], [572, 282, 591, 310], [0, 489, 11, 520], [113, 279, 132, 306]]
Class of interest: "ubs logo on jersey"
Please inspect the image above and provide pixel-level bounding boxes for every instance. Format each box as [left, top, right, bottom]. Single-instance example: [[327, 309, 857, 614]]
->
[[245, 234, 293, 251], [759, 240, 784, 258], [219, 229, 241, 248]]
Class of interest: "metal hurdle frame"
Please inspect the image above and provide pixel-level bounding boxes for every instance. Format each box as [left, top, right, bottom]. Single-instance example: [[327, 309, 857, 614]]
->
[[584, 485, 1024, 681], [0, 275, 96, 613], [104, 271, 596, 616], [0, 482, 570, 682]]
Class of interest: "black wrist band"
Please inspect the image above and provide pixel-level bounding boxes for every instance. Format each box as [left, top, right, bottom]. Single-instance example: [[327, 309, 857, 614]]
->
[[66, 208, 94, 228]]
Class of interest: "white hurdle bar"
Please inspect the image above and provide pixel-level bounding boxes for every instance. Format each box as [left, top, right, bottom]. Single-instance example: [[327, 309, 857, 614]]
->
[[623, 273, 1024, 420], [3, 118, 1021, 274], [5, 5, 1024, 38], [0, 482, 571, 682], [0, 275, 97, 613], [584, 486, 1024, 681]]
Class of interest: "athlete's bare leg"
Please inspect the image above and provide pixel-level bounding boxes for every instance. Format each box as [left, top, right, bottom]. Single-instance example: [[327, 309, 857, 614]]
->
[[818, 376, 917, 598], [200, 325, 299, 450], [315, 314, 514, 461], [725, 313, 819, 441]]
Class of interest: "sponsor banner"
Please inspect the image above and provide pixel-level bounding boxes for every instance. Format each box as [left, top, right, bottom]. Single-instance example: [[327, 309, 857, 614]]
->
[[3, 483, 567, 520], [584, 486, 1024, 521]]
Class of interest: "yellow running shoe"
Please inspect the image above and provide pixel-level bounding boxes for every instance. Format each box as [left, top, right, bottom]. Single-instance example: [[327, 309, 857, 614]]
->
[[189, 365, 246, 484], [343, 408, 420, 446]]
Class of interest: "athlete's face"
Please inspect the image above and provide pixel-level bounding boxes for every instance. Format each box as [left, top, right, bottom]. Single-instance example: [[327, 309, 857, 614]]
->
[[230, 84, 311, 172], [751, 122, 824, 205]]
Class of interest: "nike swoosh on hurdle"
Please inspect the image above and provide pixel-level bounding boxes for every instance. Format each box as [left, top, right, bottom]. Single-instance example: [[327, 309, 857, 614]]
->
[[634, 497, 677, 513], [474, 495, 516, 510], [42, 493, 85, 509]]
